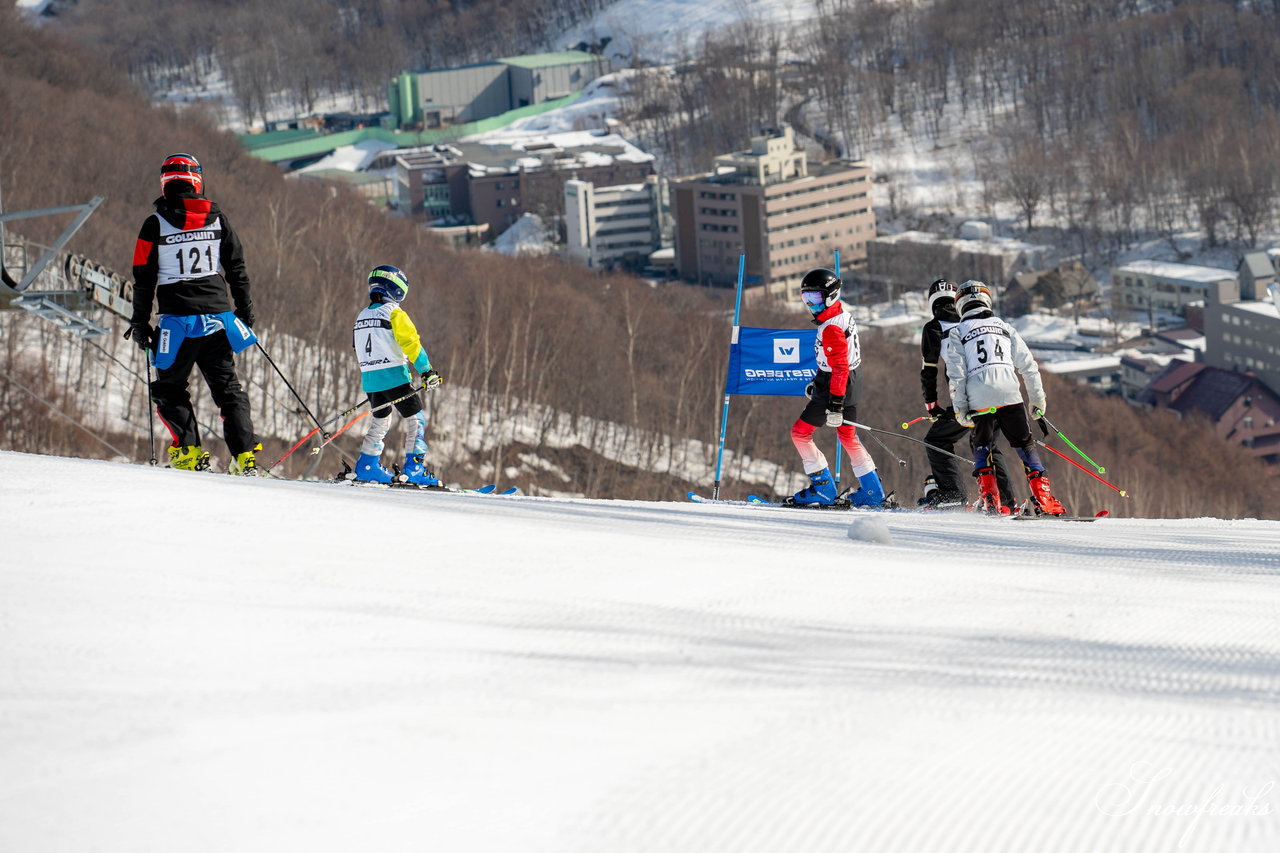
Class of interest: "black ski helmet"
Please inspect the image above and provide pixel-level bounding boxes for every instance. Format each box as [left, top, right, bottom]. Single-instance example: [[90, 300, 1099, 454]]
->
[[956, 280, 994, 318], [927, 278, 958, 311], [368, 264, 410, 303], [800, 268, 841, 311]]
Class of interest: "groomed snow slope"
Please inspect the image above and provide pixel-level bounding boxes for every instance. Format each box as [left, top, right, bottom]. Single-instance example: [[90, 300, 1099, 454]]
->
[[2, 450, 1278, 852]]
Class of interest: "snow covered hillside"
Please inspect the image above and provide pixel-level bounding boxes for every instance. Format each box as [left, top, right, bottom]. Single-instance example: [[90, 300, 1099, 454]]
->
[[4, 450, 1279, 852]]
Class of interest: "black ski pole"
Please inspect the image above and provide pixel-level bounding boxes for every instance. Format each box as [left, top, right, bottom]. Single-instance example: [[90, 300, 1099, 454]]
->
[[852, 421, 974, 466], [863, 428, 908, 467], [144, 348, 158, 466], [254, 340, 326, 437]]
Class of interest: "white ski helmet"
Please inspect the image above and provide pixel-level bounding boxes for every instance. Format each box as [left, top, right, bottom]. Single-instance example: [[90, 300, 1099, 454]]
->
[[956, 280, 994, 318]]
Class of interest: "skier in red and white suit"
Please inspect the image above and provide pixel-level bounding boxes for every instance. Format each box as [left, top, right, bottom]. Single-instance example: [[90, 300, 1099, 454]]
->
[[789, 268, 885, 507]]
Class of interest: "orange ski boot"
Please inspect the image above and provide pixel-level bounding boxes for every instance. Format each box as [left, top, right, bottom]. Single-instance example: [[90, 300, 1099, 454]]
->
[[1027, 471, 1067, 515]]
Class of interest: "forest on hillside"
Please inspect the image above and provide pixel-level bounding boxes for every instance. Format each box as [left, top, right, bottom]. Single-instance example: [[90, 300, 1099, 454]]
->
[[51, 0, 1280, 271], [2, 6, 1278, 518]]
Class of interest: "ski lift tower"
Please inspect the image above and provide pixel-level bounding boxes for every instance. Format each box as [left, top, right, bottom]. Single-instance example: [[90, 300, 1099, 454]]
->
[[0, 169, 112, 339]]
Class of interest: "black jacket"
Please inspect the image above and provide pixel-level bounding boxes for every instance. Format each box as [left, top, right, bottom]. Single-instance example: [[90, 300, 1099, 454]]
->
[[919, 301, 961, 406], [130, 192, 252, 323]]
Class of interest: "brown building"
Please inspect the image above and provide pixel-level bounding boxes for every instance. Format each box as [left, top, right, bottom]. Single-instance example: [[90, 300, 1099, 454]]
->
[[1136, 361, 1280, 473], [670, 127, 875, 300]]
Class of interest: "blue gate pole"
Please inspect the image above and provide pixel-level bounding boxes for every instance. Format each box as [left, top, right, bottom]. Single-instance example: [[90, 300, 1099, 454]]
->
[[832, 249, 842, 488], [713, 254, 747, 500]]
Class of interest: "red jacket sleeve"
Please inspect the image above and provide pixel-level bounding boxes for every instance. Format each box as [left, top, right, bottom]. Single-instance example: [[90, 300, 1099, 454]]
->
[[821, 324, 849, 398]]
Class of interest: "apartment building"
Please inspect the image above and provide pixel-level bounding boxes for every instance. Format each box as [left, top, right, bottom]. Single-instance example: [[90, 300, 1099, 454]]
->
[[670, 126, 875, 298], [564, 176, 669, 270], [394, 132, 655, 238], [1112, 260, 1237, 323], [1204, 279, 1280, 396]]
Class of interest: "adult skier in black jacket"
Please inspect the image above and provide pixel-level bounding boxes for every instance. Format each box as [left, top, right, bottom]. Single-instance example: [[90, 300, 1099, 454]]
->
[[125, 153, 259, 474], [918, 278, 1014, 508]]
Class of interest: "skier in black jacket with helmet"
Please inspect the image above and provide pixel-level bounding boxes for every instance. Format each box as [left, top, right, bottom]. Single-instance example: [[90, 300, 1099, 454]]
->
[[918, 278, 1014, 508], [125, 153, 259, 475]]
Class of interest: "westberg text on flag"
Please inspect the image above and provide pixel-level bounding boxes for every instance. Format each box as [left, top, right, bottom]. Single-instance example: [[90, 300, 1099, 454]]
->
[[724, 327, 818, 397]]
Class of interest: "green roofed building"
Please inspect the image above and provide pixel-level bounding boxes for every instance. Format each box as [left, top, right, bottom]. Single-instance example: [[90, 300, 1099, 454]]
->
[[388, 50, 606, 130]]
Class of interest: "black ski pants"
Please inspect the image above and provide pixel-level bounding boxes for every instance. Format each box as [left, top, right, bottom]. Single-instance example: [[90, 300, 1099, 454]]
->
[[926, 411, 1016, 504], [151, 332, 255, 455]]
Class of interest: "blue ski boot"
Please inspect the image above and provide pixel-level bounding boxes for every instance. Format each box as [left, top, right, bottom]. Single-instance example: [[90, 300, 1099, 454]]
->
[[402, 453, 441, 487], [849, 470, 886, 508], [792, 468, 838, 506], [353, 452, 393, 483]]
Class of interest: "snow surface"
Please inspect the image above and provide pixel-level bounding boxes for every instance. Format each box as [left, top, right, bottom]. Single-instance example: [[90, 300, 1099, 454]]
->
[[4, 449, 1280, 852]]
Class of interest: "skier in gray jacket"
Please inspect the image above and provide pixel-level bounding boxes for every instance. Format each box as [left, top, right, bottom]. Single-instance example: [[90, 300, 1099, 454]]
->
[[942, 280, 1066, 515]]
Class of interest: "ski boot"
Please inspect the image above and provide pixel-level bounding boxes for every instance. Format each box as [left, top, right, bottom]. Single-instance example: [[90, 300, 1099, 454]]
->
[[975, 468, 1011, 515], [1027, 471, 1067, 515], [849, 469, 887, 508], [401, 453, 441, 487], [229, 449, 258, 476], [916, 475, 939, 508], [168, 444, 210, 471], [352, 452, 394, 483], [791, 467, 838, 506]]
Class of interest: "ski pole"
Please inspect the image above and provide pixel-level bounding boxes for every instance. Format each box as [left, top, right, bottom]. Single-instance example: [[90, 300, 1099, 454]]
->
[[864, 429, 908, 467], [144, 348, 158, 466], [901, 416, 927, 429], [1036, 440, 1128, 496], [315, 411, 369, 452], [265, 383, 429, 472], [1037, 414, 1106, 473], [255, 340, 326, 437], [852, 421, 973, 465]]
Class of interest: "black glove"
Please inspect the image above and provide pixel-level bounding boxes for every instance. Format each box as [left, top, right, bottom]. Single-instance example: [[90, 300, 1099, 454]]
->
[[421, 369, 443, 390], [825, 395, 845, 428], [234, 306, 255, 328], [125, 321, 154, 352]]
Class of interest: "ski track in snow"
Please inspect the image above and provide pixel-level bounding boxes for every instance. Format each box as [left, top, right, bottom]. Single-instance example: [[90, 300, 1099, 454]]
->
[[2, 450, 1279, 852]]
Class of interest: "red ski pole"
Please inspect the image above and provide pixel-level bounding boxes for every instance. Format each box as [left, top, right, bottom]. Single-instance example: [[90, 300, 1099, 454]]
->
[[1037, 441, 1129, 496]]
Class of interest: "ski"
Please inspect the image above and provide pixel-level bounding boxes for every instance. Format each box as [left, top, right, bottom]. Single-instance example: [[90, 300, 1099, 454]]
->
[[1011, 509, 1109, 522], [687, 492, 756, 506]]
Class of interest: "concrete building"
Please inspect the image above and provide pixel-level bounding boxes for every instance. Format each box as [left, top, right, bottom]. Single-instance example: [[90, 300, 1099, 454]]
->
[[865, 231, 1058, 303], [670, 126, 875, 299], [1204, 279, 1280, 397], [388, 51, 606, 130], [1112, 260, 1237, 325], [564, 176, 669, 270], [394, 132, 655, 239]]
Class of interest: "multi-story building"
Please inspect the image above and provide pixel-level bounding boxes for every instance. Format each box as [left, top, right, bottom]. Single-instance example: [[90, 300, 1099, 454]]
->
[[394, 133, 655, 238], [1112, 260, 1237, 324], [1204, 279, 1280, 396], [564, 176, 669, 270], [864, 231, 1058, 302], [670, 126, 875, 299], [388, 51, 606, 130]]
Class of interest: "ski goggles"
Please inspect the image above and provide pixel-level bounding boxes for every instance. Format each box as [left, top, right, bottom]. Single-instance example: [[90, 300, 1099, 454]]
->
[[801, 290, 827, 311]]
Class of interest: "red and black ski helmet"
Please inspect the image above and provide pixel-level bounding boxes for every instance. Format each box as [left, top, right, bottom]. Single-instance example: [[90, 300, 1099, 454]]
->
[[160, 153, 203, 195]]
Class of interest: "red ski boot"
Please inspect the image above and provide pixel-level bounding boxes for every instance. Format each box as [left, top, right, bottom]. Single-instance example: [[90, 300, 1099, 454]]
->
[[975, 469, 1010, 515], [1027, 471, 1067, 515]]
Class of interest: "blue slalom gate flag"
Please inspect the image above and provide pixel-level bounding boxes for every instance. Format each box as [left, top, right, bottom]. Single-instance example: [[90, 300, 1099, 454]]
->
[[724, 327, 818, 396]]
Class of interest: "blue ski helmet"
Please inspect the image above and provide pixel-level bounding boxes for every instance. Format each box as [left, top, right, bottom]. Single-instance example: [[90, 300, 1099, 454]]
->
[[368, 264, 409, 302]]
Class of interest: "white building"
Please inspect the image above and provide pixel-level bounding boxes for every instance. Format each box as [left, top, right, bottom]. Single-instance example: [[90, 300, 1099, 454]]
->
[[564, 176, 668, 270], [1112, 260, 1236, 321]]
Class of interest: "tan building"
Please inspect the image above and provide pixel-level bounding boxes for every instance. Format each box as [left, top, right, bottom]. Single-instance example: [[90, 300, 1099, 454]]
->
[[865, 231, 1058, 302], [670, 126, 875, 299]]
